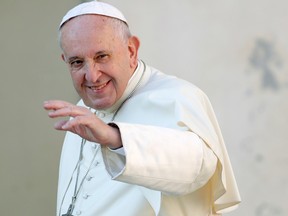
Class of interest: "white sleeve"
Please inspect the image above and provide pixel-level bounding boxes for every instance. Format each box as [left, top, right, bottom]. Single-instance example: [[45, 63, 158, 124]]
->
[[101, 122, 218, 195], [108, 146, 126, 156]]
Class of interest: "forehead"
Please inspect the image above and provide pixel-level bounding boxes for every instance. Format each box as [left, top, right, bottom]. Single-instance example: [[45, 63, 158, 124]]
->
[[61, 14, 113, 37], [60, 15, 118, 51]]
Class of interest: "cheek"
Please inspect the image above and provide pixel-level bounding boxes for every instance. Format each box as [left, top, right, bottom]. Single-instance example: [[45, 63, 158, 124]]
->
[[70, 72, 83, 87]]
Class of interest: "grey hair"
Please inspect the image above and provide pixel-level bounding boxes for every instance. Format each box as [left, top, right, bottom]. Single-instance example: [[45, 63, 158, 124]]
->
[[58, 16, 132, 49], [107, 17, 132, 42]]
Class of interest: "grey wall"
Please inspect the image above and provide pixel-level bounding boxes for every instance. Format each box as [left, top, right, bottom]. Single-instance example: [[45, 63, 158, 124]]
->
[[1, 0, 287, 215], [0, 0, 79, 215]]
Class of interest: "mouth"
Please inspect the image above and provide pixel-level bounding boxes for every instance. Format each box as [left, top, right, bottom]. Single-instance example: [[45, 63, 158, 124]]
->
[[87, 80, 110, 91]]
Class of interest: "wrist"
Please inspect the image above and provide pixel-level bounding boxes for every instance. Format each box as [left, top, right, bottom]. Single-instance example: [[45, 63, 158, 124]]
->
[[107, 123, 123, 149]]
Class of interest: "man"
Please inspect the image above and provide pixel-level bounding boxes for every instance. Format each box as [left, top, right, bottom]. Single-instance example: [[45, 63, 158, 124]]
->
[[44, 1, 241, 216]]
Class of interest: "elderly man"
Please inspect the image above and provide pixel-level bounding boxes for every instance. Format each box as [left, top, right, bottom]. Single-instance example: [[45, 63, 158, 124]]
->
[[44, 1, 240, 216]]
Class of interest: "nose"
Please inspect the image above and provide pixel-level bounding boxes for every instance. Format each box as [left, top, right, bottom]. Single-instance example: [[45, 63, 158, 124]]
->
[[84, 61, 102, 83]]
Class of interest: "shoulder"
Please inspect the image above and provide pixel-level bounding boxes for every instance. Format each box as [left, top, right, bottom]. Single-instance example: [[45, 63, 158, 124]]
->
[[142, 65, 207, 102]]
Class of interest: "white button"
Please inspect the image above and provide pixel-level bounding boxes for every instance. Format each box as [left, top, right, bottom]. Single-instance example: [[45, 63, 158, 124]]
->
[[76, 210, 82, 215], [82, 194, 89, 199], [91, 143, 97, 149], [98, 112, 105, 118], [86, 175, 93, 181], [94, 161, 100, 167]]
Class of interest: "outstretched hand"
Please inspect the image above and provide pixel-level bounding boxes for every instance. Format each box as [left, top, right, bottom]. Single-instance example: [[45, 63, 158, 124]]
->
[[43, 100, 122, 149]]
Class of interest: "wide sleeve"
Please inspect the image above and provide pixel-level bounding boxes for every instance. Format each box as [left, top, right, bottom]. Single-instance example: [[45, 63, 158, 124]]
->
[[175, 87, 241, 213], [101, 123, 218, 195]]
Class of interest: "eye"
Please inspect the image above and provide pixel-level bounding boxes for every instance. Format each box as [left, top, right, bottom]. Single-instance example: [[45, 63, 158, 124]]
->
[[96, 53, 109, 62], [69, 59, 84, 69]]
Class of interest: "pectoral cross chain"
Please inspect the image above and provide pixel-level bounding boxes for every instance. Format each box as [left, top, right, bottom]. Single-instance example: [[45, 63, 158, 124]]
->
[[62, 203, 74, 216]]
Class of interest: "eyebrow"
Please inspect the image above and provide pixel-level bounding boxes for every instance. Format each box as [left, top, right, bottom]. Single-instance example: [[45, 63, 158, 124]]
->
[[65, 50, 112, 63], [94, 50, 111, 56], [66, 56, 81, 63]]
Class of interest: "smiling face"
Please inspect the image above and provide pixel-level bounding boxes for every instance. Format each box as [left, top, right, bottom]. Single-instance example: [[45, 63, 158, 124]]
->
[[59, 15, 139, 110]]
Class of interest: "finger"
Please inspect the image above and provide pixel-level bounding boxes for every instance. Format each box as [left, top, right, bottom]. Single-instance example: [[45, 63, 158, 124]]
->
[[48, 105, 90, 118], [54, 119, 69, 130], [61, 115, 93, 130], [43, 100, 73, 111]]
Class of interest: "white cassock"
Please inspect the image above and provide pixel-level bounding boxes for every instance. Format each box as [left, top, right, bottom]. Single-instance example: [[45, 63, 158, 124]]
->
[[57, 60, 241, 216]]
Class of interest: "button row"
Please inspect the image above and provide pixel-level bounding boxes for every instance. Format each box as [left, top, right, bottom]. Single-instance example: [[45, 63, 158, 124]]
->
[[95, 111, 106, 118]]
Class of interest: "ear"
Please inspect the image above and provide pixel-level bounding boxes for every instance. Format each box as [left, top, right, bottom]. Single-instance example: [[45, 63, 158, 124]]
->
[[61, 53, 66, 62], [128, 36, 140, 68]]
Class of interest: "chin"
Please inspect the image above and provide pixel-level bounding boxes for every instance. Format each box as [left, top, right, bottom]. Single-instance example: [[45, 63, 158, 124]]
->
[[85, 99, 114, 110]]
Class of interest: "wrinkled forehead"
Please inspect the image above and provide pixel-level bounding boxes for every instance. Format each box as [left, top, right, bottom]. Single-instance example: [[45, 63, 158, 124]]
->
[[59, 14, 115, 43], [59, 1, 128, 29], [59, 14, 126, 53], [61, 14, 111, 31]]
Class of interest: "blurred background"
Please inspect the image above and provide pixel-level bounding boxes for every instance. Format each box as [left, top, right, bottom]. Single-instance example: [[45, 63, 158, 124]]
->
[[0, 0, 287, 215]]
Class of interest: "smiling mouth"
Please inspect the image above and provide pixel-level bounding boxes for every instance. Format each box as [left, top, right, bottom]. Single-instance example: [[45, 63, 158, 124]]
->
[[88, 81, 110, 91]]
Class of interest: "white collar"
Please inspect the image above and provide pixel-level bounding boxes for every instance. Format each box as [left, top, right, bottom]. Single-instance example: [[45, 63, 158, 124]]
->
[[88, 60, 147, 116]]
